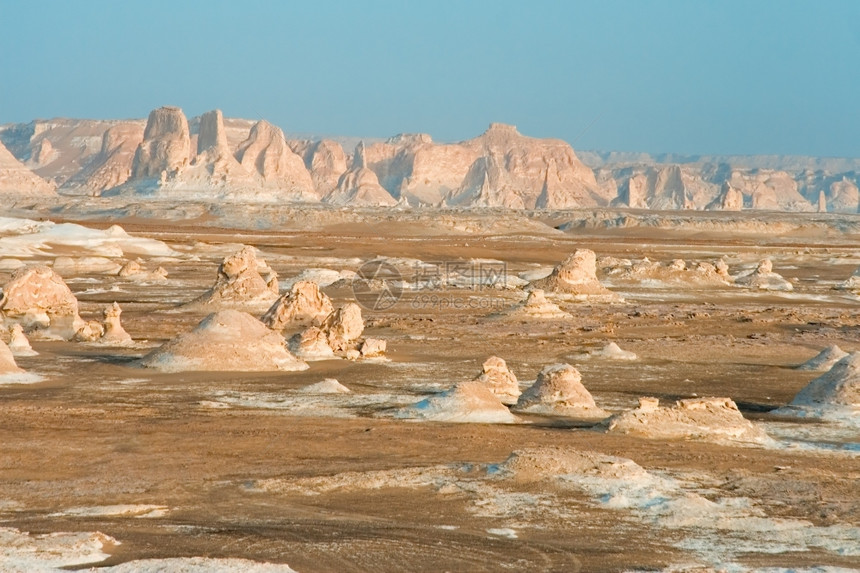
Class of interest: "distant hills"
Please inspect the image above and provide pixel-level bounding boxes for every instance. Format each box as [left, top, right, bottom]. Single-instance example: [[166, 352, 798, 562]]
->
[[1, 106, 857, 212]]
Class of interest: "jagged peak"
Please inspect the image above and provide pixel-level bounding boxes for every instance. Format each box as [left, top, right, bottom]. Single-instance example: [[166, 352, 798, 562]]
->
[[385, 133, 433, 146]]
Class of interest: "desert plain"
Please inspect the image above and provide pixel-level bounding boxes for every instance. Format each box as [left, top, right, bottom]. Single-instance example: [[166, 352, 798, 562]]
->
[[0, 204, 858, 572]]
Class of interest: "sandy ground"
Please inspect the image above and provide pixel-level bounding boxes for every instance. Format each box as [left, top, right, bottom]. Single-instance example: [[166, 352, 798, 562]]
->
[[1, 209, 859, 571]]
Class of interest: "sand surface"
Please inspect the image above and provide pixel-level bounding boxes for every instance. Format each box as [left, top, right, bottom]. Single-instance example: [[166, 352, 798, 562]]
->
[[1, 209, 859, 571]]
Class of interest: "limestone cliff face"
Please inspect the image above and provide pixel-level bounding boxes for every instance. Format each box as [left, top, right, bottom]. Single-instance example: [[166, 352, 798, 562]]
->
[[614, 165, 710, 210], [188, 109, 251, 183], [131, 106, 192, 179], [455, 123, 604, 209], [291, 139, 349, 197], [359, 123, 604, 209], [705, 182, 744, 211], [325, 142, 397, 206], [3, 110, 855, 212], [61, 123, 144, 194], [123, 108, 315, 199], [0, 118, 139, 187], [826, 177, 859, 213], [0, 139, 56, 195], [236, 120, 317, 200], [727, 170, 814, 212]]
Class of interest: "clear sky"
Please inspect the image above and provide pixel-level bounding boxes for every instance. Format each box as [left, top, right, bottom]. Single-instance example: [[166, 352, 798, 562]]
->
[[1, 0, 858, 157]]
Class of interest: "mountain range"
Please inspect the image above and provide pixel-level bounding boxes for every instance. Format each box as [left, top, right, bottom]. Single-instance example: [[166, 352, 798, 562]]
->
[[1, 106, 858, 213]]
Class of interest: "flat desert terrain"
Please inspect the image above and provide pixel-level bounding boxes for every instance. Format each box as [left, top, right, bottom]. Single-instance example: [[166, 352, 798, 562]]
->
[[0, 208, 858, 572]]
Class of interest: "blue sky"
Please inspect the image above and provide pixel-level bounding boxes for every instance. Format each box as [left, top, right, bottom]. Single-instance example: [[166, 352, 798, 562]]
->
[[1, 1, 858, 156]]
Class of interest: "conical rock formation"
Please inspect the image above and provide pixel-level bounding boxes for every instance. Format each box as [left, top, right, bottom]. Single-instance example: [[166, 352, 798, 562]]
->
[[99, 302, 133, 345], [498, 289, 571, 319], [140, 310, 308, 372], [187, 247, 279, 312], [513, 363, 608, 419], [796, 345, 849, 372], [0, 340, 25, 375], [529, 249, 621, 301], [131, 106, 191, 179], [395, 379, 518, 424], [780, 352, 860, 413], [7, 324, 37, 356]]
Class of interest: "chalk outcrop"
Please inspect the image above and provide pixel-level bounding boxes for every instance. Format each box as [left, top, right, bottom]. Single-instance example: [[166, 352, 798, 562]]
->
[[0, 340, 25, 375], [613, 257, 734, 287], [261, 281, 333, 330], [52, 256, 122, 276], [705, 182, 743, 211], [735, 259, 793, 291], [774, 352, 860, 423], [500, 289, 571, 319], [359, 338, 387, 358], [605, 397, 770, 445], [472, 356, 520, 405], [836, 266, 860, 291], [395, 379, 518, 424], [61, 123, 144, 194], [298, 378, 351, 394], [326, 142, 397, 206], [99, 302, 133, 345], [187, 247, 279, 312], [0, 266, 83, 339], [289, 326, 336, 360], [299, 139, 349, 196], [140, 310, 308, 372], [514, 363, 609, 419], [495, 446, 645, 484], [117, 260, 168, 281], [131, 106, 192, 179], [7, 324, 37, 356], [796, 345, 849, 372], [320, 303, 364, 352], [236, 120, 317, 200], [0, 139, 56, 196], [530, 249, 621, 301], [593, 342, 637, 360]]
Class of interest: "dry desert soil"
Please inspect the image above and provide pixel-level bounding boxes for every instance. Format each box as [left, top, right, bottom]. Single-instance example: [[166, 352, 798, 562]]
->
[[1, 208, 859, 572]]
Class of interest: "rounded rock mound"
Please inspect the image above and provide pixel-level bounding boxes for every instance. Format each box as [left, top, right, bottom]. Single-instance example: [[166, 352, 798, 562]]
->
[[513, 363, 609, 419], [494, 446, 647, 484], [139, 310, 308, 372], [593, 342, 637, 361], [498, 289, 571, 319], [0, 265, 83, 339], [604, 397, 769, 445], [395, 379, 518, 424]]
